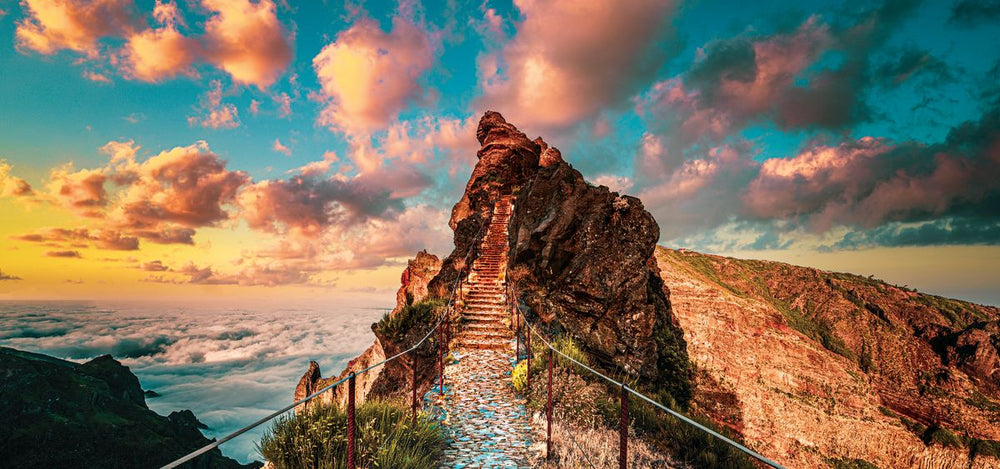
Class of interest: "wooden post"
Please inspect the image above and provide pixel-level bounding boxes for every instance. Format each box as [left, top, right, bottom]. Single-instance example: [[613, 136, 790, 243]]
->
[[411, 353, 418, 427], [547, 347, 553, 459], [619, 383, 628, 469], [348, 372, 356, 469]]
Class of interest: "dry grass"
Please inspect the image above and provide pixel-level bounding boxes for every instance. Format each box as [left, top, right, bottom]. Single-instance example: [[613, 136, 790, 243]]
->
[[526, 412, 682, 468]]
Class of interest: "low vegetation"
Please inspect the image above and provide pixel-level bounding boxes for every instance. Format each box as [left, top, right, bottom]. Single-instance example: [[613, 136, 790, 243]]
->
[[828, 457, 880, 469], [374, 299, 444, 342], [517, 331, 754, 469], [258, 400, 445, 469]]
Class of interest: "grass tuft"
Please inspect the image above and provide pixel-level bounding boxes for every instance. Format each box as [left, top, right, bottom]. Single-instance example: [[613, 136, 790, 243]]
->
[[258, 400, 445, 469]]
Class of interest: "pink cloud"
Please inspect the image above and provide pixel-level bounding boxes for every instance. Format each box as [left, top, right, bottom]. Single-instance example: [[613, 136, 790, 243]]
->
[[272, 138, 291, 156], [200, 0, 293, 89], [121, 19, 199, 82], [82, 70, 112, 83], [291, 151, 339, 177], [239, 165, 430, 237], [313, 16, 434, 133], [188, 80, 240, 129], [742, 126, 1000, 232], [15, 0, 143, 57], [477, 0, 678, 132]]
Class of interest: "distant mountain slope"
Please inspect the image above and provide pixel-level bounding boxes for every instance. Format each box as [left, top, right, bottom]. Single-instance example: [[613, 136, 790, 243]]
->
[[0, 347, 258, 469], [656, 247, 1000, 469]]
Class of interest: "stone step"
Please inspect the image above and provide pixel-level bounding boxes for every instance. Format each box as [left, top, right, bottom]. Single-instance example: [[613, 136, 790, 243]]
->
[[452, 337, 511, 351], [462, 313, 507, 323], [462, 321, 508, 331]]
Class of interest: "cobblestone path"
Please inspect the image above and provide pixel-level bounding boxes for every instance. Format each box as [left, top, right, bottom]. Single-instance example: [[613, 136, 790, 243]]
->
[[425, 195, 533, 468]]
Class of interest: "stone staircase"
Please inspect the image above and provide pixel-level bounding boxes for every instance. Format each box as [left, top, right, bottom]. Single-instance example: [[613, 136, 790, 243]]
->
[[453, 195, 514, 351]]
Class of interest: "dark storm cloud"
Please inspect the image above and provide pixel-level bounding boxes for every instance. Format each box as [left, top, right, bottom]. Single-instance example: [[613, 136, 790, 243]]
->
[[833, 218, 1000, 249], [949, 0, 1000, 27], [874, 47, 953, 88]]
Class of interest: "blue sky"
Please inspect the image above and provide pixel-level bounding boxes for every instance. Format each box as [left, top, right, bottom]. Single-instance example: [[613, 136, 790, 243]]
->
[[1, 0, 999, 304]]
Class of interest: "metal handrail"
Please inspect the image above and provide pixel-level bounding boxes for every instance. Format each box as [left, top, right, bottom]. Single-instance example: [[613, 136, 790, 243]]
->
[[510, 299, 786, 469], [161, 217, 489, 469]]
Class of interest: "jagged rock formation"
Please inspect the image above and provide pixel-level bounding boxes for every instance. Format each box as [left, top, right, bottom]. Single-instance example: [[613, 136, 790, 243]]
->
[[0, 346, 257, 469], [657, 247, 1000, 468], [507, 142, 692, 405], [296, 111, 692, 413]]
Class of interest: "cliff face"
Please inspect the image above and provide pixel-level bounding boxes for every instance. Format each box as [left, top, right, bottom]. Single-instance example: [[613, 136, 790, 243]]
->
[[657, 247, 1000, 468], [0, 346, 257, 469]]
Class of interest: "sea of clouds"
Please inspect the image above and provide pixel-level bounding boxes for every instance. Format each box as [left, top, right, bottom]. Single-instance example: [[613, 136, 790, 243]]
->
[[0, 300, 388, 464]]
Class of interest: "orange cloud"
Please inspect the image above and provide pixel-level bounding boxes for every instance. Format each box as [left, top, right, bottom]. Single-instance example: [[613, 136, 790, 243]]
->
[[46, 165, 108, 217], [0, 160, 33, 197], [313, 16, 434, 133], [15, 0, 142, 57], [13, 227, 139, 251], [113, 141, 248, 229], [19, 0, 292, 89]]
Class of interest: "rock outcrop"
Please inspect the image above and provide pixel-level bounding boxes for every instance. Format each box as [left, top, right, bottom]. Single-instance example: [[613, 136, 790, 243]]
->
[[295, 251, 442, 409], [502, 123, 692, 405], [0, 346, 258, 468], [657, 247, 1000, 468]]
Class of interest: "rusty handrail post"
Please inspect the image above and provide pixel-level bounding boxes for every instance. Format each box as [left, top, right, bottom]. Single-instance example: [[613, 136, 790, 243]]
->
[[347, 372, 357, 469], [411, 352, 418, 427], [439, 321, 446, 396], [547, 347, 553, 459], [525, 328, 531, 397], [445, 308, 451, 352], [515, 314, 521, 363], [619, 382, 628, 469]]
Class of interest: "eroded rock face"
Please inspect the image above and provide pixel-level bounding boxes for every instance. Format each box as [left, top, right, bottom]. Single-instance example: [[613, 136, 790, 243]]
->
[[394, 250, 443, 315], [508, 155, 692, 405]]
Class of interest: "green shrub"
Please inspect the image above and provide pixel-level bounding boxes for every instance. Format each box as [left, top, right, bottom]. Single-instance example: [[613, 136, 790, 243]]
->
[[926, 427, 962, 448], [258, 400, 445, 469], [375, 299, 444, 342], [512, 360, 528, 393]]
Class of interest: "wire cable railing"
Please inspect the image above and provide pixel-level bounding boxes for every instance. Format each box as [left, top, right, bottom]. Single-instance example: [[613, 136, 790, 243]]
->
[[509, 293, 786, 469], [161, 218, 489, 469]]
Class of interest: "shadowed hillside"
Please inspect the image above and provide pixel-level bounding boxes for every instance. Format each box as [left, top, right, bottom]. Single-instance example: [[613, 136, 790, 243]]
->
[[0, 347, 260, 469]]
